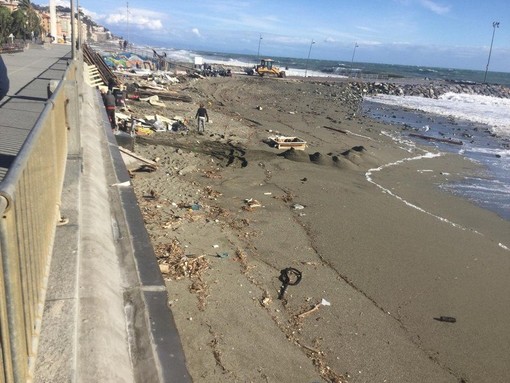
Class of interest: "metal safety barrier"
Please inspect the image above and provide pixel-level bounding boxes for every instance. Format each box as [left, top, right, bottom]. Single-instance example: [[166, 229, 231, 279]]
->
[[0, 59, 79, 383]]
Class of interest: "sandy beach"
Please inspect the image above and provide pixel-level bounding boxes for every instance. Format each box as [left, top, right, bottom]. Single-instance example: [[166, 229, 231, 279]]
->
[[126, 75, 510, 382]]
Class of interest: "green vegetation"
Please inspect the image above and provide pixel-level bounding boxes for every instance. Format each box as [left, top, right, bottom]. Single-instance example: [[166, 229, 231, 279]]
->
[[0, 1, 111, 46], [0, 1, 41, 44]]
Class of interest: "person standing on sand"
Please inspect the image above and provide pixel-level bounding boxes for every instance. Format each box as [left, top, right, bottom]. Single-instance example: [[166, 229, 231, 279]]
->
[[195, 103, 209, 133]]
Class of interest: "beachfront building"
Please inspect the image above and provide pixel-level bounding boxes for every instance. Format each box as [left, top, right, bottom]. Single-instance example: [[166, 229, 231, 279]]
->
[[90, 26, 111, 43], [0, 0, 18, 12], [56, 12, 72, 43], [0, 0, 112, 45], [39, 12, 50, 37]]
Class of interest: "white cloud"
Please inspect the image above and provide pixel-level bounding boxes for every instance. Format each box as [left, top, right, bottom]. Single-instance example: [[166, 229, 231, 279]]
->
[[105, 8, 164, 31], [40, 1, 70, 6], [419, 0, 451, 15], [192, 28, 201, 37]]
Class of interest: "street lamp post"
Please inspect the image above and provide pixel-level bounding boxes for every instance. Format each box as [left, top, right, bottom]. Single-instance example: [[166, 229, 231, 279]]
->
[[257, 34, 263, 62], [351, 42, 359, 68], [304, 39, 315, 78], [70, 0, 75, 58], [483, 21, 500, 83], [77, 2, 82, 50]]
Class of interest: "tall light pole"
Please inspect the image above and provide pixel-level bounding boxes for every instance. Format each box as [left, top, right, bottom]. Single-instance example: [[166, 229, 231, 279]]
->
[[126, 2, 130, 45], [70, 0, 75, 57], [484, 21, 500, 83], [351, 42, 359, 68], [77, 0, 81, 50], [304, 39, 315, 77], [257, 34, 262, 62]]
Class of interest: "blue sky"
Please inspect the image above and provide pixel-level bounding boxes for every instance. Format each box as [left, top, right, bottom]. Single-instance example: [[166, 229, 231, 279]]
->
[[50, 0, 509, 72]]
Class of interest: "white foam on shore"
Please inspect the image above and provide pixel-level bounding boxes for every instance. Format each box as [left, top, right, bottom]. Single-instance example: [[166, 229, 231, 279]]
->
[[366, 92, 510, 138], [157, 47, 348, 78], [366, 151, 482, 232], [201, 57, 346, 78], [366, 146, 510, 251]]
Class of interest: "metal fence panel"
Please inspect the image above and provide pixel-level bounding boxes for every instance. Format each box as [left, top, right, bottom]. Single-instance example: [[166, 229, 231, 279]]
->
[[0, 60, 77, 383]]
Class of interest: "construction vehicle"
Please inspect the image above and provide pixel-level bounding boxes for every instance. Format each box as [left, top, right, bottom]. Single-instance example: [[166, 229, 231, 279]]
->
[[249, 59, 286, 78]]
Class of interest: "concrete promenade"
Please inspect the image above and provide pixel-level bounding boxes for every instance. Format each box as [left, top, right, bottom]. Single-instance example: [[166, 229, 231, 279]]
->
[[0, 43, 71, 181], [0, 45, 191, 382]]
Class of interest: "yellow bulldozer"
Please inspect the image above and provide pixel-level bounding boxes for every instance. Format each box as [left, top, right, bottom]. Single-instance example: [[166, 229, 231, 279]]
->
[[249, 59, 286, 78]]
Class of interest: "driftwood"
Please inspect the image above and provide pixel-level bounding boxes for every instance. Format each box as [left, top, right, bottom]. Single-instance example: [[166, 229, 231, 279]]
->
[[296, 303, 321, 318], [322, 125, 348, 134], [137, 89, 192, 103], [409, 133, 463, 145], [118, 147, 158, 171]]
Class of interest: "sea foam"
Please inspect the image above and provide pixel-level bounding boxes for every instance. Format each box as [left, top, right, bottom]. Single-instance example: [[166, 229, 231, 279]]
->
[[366, 92, 510, 138]]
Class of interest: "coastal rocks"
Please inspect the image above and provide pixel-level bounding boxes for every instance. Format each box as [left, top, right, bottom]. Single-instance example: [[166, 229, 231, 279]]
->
[[347, 81, 510, 100]]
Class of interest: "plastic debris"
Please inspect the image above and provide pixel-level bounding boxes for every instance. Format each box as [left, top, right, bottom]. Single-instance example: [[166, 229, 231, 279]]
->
[[111, 181, 131, 187], [244, 198, 262, 208], [321, 298, 331, 306]]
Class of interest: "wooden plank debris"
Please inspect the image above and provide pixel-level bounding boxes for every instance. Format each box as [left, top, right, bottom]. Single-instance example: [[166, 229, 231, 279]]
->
[[270, 136, 307, 150], [409, 133, 463, 145]]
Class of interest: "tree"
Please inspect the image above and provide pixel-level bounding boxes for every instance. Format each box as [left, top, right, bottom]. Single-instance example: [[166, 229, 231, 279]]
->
[[11, 1, 40, 41], [0, 6, 13, 44], [17, 0, 33, 11], [26, 8, 41, 39], [10, 9, 27, 40]]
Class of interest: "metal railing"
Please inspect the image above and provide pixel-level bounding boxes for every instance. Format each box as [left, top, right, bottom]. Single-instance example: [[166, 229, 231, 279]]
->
[[0, 59, 79, 383]]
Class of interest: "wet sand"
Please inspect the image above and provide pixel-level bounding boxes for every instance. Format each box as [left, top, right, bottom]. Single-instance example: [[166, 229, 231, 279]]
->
[[128, 75, 510, 382]]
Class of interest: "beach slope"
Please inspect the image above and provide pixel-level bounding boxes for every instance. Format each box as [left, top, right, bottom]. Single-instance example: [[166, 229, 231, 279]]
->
[[130, 76, 510, 383]]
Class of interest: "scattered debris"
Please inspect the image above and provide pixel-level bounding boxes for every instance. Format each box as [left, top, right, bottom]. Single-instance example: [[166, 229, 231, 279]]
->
[[261, 290, 272, 307], [269, 136, 307, 150], [434, 316, 457, 323], [242, 198, 262, 211], [155, 239, 209, 280], [111, 181, 131, 187], [296, 299, 330, 319], [278, 267, 302, 300], [409, 132, 463, 146], [119, 145, 160, 172], [320, 298, 331, 306], [296, 302, 321, 319]]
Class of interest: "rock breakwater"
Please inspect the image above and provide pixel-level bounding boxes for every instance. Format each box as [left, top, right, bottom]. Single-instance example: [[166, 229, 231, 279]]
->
[[347, 80, 510, 99]]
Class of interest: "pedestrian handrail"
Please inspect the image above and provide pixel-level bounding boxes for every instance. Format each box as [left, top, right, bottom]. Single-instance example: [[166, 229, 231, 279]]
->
[[0, 60, 78, 383]]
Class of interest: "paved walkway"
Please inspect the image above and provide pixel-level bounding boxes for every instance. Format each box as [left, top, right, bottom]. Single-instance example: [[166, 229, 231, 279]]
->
[[0, 43, 71, 180], [1, 45, 191, 382]]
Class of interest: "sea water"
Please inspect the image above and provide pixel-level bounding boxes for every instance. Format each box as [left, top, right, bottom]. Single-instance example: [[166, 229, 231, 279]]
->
[[100, 42, 510, 85], [363, 94, 510, 221]]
